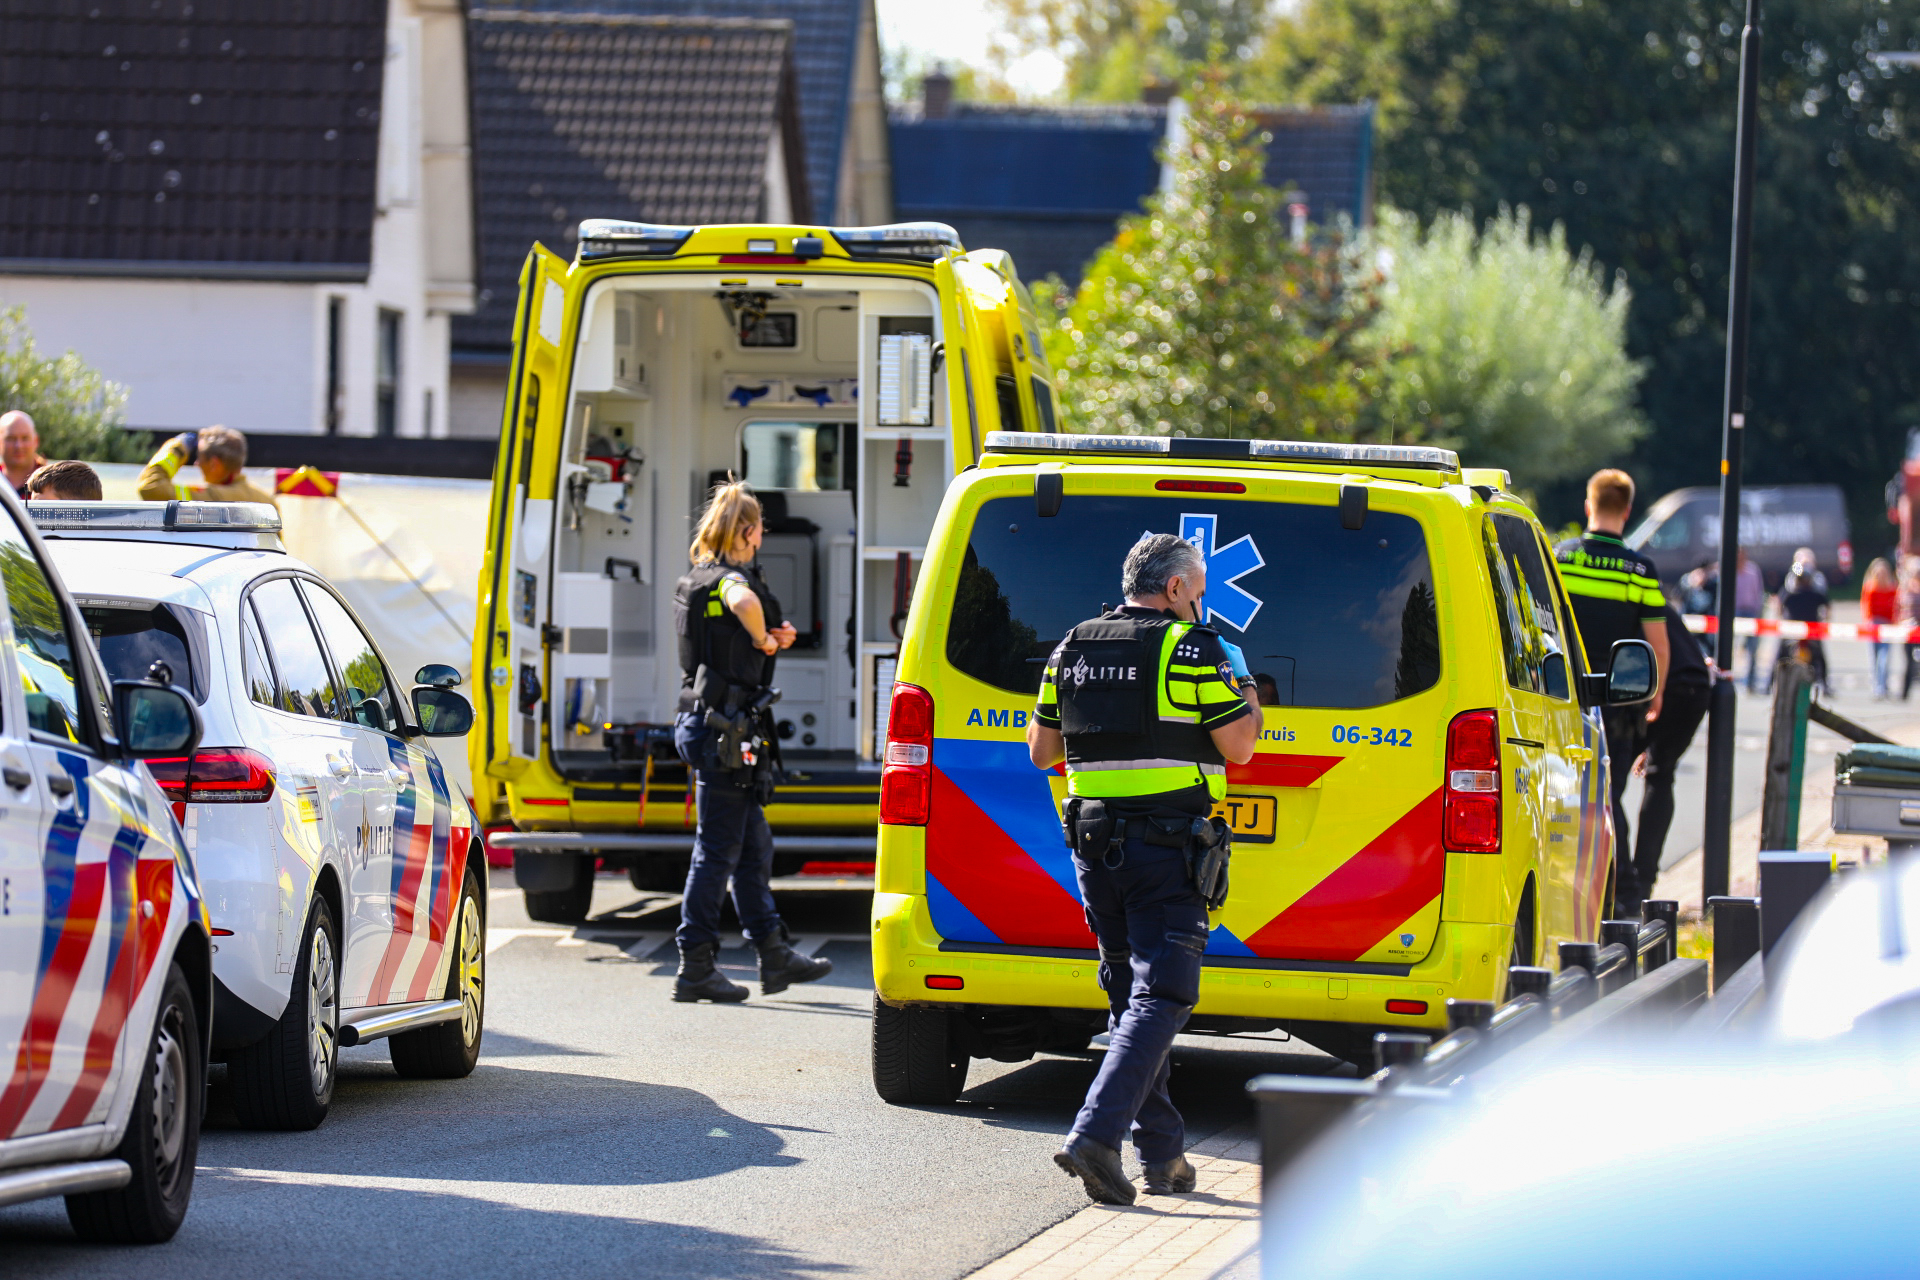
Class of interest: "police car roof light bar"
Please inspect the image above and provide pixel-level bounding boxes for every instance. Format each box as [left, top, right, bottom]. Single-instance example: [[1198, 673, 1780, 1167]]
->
[[983, 432, 1460, 472], [26, 501, 283, 533]]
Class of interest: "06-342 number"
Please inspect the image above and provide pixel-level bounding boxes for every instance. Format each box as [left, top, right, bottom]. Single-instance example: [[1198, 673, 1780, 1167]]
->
[[1332, 725, 1411, 747]]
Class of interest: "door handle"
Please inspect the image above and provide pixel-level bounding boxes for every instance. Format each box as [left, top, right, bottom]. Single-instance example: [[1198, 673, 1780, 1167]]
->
[[45, 774, 74, 798], [327, 757, 353, 779], [1565, 746, 1595, 763], [386, 768, 410, 787], [2, 766, 29, 791]]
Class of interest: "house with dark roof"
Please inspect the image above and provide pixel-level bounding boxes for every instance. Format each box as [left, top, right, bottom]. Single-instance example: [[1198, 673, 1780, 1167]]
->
[[448, 1, 889, 437], [890, 83, 1374, 286], [0, 0, 477, 438]]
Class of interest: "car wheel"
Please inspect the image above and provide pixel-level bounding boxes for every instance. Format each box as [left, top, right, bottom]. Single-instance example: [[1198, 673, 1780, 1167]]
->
[[871, 995, 968, 1104], [65, 962, 203, 1244], [523, 856, 593, 923], [626, 857, 685, 893], [390, 869, 486, 1079], [229, 896, 338, 1131]]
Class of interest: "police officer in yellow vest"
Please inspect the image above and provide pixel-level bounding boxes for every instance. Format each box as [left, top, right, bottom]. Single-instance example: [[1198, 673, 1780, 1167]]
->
[[1027, 533, 1260, 1205]]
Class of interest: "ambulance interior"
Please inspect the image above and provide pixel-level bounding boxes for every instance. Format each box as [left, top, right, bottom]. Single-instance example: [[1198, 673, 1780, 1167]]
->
[[523, 277, 951, 779]]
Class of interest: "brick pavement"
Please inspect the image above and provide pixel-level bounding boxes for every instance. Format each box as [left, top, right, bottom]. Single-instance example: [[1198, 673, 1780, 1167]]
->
[[962, 1130, 1260, 1280]]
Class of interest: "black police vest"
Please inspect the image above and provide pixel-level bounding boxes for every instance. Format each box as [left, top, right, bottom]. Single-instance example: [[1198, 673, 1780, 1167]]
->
[[1054, 611, 1223, 813], [674, 559, 783, 708]]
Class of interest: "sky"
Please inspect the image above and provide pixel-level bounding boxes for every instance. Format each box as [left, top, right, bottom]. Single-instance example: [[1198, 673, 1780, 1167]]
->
[[872, 0, 1066, 98]]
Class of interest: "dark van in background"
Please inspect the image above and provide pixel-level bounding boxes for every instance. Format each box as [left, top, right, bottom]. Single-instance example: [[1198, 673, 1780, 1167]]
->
[[1626, 485, 1853, 590]]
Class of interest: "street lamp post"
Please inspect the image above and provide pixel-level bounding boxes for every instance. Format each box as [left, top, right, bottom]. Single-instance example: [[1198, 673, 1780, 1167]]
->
[[1704, 0, 1763, 902]]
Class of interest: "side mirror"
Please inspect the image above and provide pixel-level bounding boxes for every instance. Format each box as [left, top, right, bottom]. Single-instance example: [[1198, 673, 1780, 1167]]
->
[[1604, 639, 1657, 705], [412, 687, 473, 737], [415, 664, 462, 689], [113, 680, 202, 758]]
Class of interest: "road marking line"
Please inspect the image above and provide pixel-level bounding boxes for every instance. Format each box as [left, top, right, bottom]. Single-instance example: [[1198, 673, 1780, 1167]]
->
[[484, 927, 570, 955]]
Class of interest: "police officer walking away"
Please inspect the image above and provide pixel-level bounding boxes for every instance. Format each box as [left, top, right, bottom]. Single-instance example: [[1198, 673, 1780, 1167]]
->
[[1629, 600, 1716, 904], [670, 480, 832, 1003], [1554, 469, 1670, 914], [1027, 533, 1259, 1206]]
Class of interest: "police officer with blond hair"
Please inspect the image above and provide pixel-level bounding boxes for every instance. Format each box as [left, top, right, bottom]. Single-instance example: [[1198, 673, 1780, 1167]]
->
[[670, 480, 832, 1003], [1027, 533, 1260, 1206]]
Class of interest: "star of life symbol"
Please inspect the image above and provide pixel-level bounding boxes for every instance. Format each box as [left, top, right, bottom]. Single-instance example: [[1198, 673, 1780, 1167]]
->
[[1178, 512, 1265, 632]]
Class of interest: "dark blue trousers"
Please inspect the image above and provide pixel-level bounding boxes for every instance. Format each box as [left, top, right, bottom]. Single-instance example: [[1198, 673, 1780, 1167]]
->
[[1069, 838, 1210, 1163], [676, 773, 782, 949]]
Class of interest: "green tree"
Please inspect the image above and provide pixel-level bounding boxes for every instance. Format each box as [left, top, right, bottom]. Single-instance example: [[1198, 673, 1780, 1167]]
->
[[989, 0, 1274, 101], [1258, 0, 1920, 537], [1369, 206, 1647, 493], [1037, 81, 1386, 438], [0, 307, 147, 463]]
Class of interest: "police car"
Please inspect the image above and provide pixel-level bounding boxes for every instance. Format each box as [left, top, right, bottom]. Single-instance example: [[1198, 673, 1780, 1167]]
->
[[0, 488, 210, 1240], [29, 501, 484, 1132], [870, 432, 1656, 1100]]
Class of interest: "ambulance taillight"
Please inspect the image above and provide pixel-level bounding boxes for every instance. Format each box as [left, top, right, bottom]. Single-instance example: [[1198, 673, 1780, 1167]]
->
[[1442, 709, 1500, 852], [879, 683, 934, 825]]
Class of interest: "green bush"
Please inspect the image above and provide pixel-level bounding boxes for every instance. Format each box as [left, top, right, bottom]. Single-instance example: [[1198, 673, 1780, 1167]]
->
[[0, 306, 148, 463], [1368, 206, 1647, 494]]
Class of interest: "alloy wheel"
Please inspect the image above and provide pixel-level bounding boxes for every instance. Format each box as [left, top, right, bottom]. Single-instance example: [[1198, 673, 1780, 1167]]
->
[[457, 893, 484, 1045], [307, 925, 338, 1094]]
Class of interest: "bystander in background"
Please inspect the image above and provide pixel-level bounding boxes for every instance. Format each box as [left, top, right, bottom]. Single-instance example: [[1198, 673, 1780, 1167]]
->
[[138, 426, 277, 508], [1734, 548, 1766, 692], [26, 459, 101, 501], [1, 411, 48, 499], [1862, 557, 1898, 701]]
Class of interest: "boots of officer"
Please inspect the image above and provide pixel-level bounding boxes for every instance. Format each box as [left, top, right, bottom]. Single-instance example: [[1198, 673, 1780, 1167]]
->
[[755, 926, 833, 995], [673, 940, 749, 1003]]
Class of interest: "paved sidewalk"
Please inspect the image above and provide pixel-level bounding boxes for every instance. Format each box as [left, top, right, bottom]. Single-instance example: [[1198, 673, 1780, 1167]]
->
[[963, 1131, 1260, 1280]]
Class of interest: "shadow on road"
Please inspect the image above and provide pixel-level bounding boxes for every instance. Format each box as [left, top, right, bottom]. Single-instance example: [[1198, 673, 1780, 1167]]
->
[[2, 1185, 853, 1279]]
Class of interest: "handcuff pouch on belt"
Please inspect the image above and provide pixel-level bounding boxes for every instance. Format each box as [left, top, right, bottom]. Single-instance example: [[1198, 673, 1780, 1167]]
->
[[1063, 796, 1232, 908]]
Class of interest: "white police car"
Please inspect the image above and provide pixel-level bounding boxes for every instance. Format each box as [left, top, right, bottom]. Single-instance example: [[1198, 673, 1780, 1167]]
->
[[29, 501, 483, 1132], [0, 488, 211, 1241]]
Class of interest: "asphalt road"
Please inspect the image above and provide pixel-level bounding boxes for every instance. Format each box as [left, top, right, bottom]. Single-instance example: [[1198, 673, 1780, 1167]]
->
[[2, 880, 1331, 1279]]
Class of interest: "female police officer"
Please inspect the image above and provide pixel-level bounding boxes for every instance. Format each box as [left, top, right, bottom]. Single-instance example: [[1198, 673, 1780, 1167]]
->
[[1027, 533, 1259, 1204], [670, 480, 833, 1003]]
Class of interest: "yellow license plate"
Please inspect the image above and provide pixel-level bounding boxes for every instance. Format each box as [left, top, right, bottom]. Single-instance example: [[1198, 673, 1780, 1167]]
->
[[1212, 793, 1276, 844]]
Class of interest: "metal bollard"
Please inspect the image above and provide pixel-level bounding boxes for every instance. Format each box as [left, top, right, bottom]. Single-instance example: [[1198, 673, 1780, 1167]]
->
[[1642, 899, 1680, 968], [1445, 998, 1495, 1033], [1759, 849, 1835, 959], [1371, 1031, 1429, 1077], [1559, 940, 1598, 976], [1600, 920, 1642, 980], [1507, 966, 1553, 1001], [1707, 896, 1761, 991]]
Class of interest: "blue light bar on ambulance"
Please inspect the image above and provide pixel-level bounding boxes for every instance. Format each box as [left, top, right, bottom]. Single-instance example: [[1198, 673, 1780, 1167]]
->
[[829, 223, 964, 262], [27, 501, 282, 532], [982, 432, 1461, 471], [578, 219, 695, 261]]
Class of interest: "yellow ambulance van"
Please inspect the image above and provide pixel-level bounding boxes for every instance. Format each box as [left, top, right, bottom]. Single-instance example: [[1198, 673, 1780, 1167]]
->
[[869, 431, 1658, 1100], [474, 221, 1055, 921]]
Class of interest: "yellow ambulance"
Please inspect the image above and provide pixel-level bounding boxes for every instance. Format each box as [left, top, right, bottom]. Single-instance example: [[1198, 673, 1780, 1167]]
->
[[869, 432, 1657, 1100], [472, 221, 1055, 921]]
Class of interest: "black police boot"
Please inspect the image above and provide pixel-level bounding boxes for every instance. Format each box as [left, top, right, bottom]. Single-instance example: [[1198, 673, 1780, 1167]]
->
[[672, 941, 749, 1003], [1142, 1154, 1197, 1195], [755, 926, 833, 996], [1053, 1134, 1136, 1206]]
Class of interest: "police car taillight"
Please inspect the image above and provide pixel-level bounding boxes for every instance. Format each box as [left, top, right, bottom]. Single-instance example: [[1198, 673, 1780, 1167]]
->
[[144, 748, 276, 804], [1442, 709, 1500, 853], [879, 683, 934, 826]]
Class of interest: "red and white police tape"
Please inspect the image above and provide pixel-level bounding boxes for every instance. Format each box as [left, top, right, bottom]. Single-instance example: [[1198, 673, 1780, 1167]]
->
[[1681, 614, 1915, 642]]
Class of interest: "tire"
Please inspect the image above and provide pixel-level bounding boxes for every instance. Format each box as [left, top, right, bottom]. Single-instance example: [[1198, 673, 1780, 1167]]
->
[[523, 857, 593, 923], [229, 896, 338, 1131], [871, 996, 968, 1104], [627, 858, 686, 893], [390, 870, 485, 1079], [65, 962, 202, 1244]]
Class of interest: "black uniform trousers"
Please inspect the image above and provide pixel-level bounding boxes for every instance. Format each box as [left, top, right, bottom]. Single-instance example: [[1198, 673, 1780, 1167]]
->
[[1630, 678, 1713, 905], [1069, 838, 1210, 1163], [1601, 705, 1651, 907]]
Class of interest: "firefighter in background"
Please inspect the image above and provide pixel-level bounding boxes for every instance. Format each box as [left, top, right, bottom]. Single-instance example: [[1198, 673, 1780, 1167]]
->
[[1027, 533, 1259, 1206], [669, 480, 832, 1004], [138, 426, 278, 508]]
